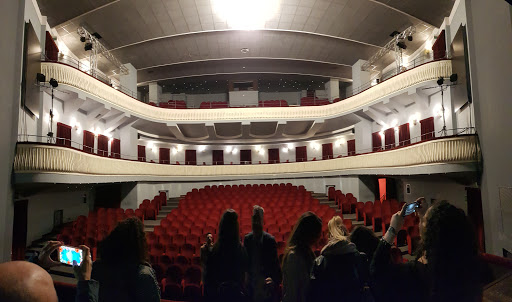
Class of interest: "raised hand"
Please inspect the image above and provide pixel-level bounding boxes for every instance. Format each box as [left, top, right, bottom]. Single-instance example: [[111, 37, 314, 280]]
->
[[38, 240, 63, 270]]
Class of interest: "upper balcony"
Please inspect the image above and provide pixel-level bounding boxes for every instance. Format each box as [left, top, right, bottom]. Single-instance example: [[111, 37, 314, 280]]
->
[[41, 58, 452, 125]]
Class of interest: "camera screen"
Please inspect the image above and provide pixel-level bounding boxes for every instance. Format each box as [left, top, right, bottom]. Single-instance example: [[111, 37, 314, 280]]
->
[[58, 246, 83, 266], [404, 203, 418, 216]]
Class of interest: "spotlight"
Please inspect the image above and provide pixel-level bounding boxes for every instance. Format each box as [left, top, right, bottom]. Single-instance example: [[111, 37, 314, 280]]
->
[[36, 73, 46, 83], [397, 41, 407, 50], [390, 31, 400, 37], [49, 78, 58, 88], [450, 73, 458, 83], [80, 36, 86, 43], [407, 35, 413, 41], [437, 77, 444, 86], [84, 43, 93, 51], [92, 32, 102, 39]]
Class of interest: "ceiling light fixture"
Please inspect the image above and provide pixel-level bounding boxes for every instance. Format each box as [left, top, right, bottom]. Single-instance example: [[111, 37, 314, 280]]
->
[[241, 48, 250, 53], [212, 0, 280, 30]]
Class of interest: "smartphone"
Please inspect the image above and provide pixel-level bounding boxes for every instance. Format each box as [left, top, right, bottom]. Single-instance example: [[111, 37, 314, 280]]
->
[[58, 246, 83, 266], [404, 202, 419, 216]]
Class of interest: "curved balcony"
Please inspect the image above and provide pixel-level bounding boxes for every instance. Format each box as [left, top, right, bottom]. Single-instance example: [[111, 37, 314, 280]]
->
[[41, 59, 452, 123], [14, 134, 479, 183]]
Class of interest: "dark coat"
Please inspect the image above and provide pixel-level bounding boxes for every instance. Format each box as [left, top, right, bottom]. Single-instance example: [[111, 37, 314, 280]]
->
[[243, 231, 282, 285], [310, 240, 369, 302], [91, 260, 160, 302]]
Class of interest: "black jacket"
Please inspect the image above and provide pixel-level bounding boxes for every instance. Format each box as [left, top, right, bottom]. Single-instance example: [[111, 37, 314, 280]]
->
[[243, 231, 282, 285], [310, 240, 369, 302]]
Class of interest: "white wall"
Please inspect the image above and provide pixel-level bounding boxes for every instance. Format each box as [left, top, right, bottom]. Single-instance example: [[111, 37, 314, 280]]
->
[[465, 0, 512, 255], [398, 177, 468, 213], [26, 189, 94, 246]]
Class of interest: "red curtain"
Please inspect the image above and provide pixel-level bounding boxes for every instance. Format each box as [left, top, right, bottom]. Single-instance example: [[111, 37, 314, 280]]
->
[[83, 130, 95, 153], [347, 139, 356, 156], [240, 150, 252, 164], [432, 30, 446, 60], [45, 31, 59, 61], [137, 145, 146, 162], [212, 150, 224, 165], [372, 132, 382, 152], [420, 117, 435, 141], [268, 148, 280, 164], [322, 143, 333, 160], [97, 135, 108, 157], [398, 123, 411, 146], [159, 148, 170, 164], [185, 150, 197, 165], [111, 139, 120, 158], [296, 146, 307, 162], [56, 122, 71, 147], [384, 128, 395, 150]]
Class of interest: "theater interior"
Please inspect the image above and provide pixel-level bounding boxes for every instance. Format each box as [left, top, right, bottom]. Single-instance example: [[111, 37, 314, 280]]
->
[[1, 0, 512, 301]]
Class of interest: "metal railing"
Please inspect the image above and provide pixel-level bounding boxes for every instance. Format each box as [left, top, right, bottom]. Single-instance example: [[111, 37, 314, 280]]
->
[[42, 53, 140, 99], [345, 54, 436, 99], [17, 127, 475, 166]]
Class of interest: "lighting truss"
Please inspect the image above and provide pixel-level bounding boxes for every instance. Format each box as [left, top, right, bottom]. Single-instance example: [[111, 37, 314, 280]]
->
[[77, 26, 128, 76], [361, 26, 416, 73]]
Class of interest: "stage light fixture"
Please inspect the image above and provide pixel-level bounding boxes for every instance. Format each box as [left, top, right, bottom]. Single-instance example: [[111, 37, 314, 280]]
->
[[92, 32, 102, 39], [390, 31, 400, 37], [49, 78, 58, 88], [397, 41, 407, 50], [36, 73, 46, 83], [84, 43, 93, 51], [450, 73, 458, 82], [437, 77, 444, 86], [80, 37, 86, 42], [407, 35, 413, 41]]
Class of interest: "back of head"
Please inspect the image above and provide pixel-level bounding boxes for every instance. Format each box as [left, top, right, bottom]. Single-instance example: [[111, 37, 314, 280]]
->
[[0, 261, 58, 302], [283, 212, 322, 264], [98, 217, 148, 267], [420, 201, 480, 302], [327, 216, 348, 244], [349, 226, 379, 259], [252, 205, 264, 236], [215, 209, 240, 252]]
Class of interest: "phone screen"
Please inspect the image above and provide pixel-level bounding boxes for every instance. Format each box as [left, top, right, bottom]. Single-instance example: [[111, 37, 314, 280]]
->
[[404, 203, 418, 216], [58, 246, 83, 266]]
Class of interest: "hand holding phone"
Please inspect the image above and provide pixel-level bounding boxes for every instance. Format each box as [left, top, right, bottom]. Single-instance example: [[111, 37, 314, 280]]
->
[[59, 246, 83, 266], [72, 245, 92, 281], [38, 241, 63, 270]]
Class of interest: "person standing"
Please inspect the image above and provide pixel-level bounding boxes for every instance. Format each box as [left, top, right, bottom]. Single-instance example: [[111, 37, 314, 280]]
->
[[244, 205, 282, 302], [281, 212, 322, 302], [200, 232, 214, 281]]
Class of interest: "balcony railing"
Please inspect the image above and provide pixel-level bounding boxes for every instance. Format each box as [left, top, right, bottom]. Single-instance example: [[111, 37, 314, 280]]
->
[[43, 52, 440, 109], [17, 127, 475, 166]]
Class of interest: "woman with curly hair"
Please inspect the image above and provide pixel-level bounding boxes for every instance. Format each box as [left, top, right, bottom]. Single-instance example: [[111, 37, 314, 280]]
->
[[371, 198, 481, 302], [92, 217, 160, 302]]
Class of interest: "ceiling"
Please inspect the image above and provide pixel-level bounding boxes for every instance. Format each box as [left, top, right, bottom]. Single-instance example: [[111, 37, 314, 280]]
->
[[38, 0, 455, 88]]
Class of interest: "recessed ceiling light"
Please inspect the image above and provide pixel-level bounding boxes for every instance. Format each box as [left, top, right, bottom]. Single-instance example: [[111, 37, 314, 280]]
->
[[242, 66, 246, 69], [241, 48, 250, 53]]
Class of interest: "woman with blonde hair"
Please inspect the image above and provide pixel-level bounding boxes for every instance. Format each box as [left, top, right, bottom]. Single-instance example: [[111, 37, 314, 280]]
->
[[310, 216, 370, 302]]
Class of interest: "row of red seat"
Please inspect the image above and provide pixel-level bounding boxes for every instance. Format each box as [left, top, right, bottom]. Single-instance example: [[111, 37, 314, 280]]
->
[[199, 101, 229, 108], [138, 192, 168, 220], [159, 100, 187, 109], [258, 100, 288, 107], [300, 97, 330, 106]]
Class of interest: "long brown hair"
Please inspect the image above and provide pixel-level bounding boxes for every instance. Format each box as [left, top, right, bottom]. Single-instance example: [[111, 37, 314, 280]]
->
[[282, 212, 322, 267]]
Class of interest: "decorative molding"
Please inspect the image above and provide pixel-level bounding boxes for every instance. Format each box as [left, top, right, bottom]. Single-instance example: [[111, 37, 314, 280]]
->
[[14, 135, 478, 179], [41, 60, 452, 123]]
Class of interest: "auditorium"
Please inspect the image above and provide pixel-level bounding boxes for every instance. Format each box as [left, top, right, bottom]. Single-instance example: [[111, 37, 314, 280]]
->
[[0, 0, 511, 301]]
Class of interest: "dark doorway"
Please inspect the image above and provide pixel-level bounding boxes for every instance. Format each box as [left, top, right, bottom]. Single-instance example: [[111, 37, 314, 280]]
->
[[212, 150, 224, 165], [12, 200, 28, 261], [240, 149, 252, 164], [466, 187, 485, 252], [185, 150, 197, 165], [95, 184, 122, 209]]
